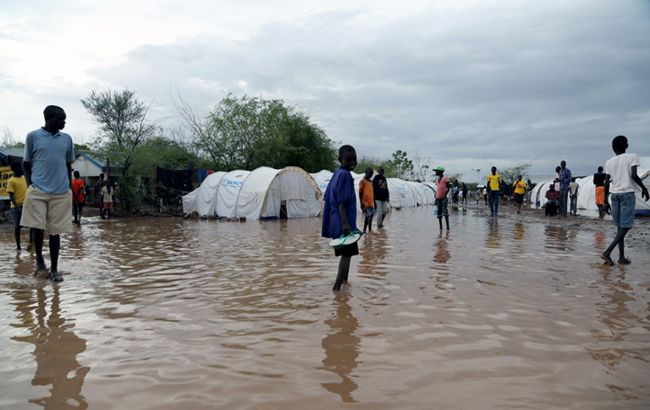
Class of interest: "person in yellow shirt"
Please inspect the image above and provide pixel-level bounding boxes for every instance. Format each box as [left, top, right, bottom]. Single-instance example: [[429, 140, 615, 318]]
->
[[7, 162, 28, 250], [512, 174, 527, 214], [486, 166, 501, 217], [358, 167, 375, 234]]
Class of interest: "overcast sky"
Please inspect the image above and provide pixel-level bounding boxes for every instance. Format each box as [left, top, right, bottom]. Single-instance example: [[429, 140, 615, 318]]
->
[[1, 0, 648, 180]]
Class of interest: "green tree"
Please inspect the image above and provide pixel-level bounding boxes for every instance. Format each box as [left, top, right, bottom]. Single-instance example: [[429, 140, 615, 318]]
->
[[354, 156, 393, 176], [388, 150, 414, 179], [180, 94, 335, 172], [81, 89, 157, 212], [253, 112, 336, 172], [130, 136, 203, 178]]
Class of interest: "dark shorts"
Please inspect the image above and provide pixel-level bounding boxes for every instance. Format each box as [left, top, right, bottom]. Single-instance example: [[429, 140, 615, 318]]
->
[[611, 192, 635, 228], [334, 242, 359, 257], [10, 207, 22, 229], [435, 198, 448, 217], [514, 193, 524, 204]]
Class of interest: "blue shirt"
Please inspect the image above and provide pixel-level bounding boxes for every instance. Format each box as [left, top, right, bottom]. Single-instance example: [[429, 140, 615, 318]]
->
[[23, 128, 75, 195], [322, 167, 357, 239], [559, 168, 572, 190]]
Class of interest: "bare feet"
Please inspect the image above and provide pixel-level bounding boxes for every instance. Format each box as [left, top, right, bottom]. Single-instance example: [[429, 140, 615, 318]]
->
[[600, 254, 614, 266]]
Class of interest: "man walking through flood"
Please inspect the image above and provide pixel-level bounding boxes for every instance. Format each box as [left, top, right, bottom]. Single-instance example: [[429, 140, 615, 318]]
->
[[359, 167, 375, 234], [487, 166, 501, 217], [434, 166, 450, 231], [512, 174, 527, 214], [601, 135, 649, 266], [21, 105, 75, 282], [558, 160, 572, 217], [372, 167, 390, 228], [71, 170, 85, 226]]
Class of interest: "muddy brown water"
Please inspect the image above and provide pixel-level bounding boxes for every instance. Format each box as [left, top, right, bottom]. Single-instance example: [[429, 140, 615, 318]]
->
[[0, 207, 649, 409]]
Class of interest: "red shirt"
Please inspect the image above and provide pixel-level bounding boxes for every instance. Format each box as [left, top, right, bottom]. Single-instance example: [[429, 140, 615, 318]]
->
[[546, 189, 559, 201], [436, 176, 449, 199], [72, 179, 85, 203]]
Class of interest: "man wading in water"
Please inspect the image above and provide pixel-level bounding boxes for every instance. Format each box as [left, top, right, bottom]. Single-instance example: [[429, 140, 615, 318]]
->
[[372, 167, 390, 228], [434, 166, 450, 231], [322, 145, 359, 291], [601, 136, 649, 266], [21, 105, 75, 282]]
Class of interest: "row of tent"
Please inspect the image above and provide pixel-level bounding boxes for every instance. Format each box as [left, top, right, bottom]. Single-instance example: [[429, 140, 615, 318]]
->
[[528, 158, 650, 216], [182, 167, 438, 220]]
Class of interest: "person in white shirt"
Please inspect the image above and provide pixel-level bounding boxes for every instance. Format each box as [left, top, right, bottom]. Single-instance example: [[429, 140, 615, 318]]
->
[[601, 135, 649, 265]]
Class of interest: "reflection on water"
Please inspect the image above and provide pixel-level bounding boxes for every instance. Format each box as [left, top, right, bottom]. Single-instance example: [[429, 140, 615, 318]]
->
[[11, 285, 88, 408], [0, 210, 649, 408], [320, 294, 360, 402], [485, 218, 501, 249], [588, 269, 640, 369]]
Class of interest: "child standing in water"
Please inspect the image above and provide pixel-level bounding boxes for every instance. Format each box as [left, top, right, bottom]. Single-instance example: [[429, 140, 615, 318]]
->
[[358, 167, 375, 234], [101, 181, 114, 219], [322, 145, 358, 291]]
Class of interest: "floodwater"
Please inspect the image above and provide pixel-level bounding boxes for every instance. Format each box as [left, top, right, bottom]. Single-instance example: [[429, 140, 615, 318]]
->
[[0, 206, 649, 409]]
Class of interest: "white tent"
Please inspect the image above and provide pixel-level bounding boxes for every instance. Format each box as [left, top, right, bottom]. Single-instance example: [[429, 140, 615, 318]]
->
[[416, 182, 436, 205], [182, 167, 322, 220], [235, 166, 321, 219], [311, 170, 333, 193], [387, 178, 416, 209], [310, 169, 435, 210], [182, 171, 227, 217], [215, 170, 251, 219], [422, 182, 437, 197], [529, 179, 555, 209]]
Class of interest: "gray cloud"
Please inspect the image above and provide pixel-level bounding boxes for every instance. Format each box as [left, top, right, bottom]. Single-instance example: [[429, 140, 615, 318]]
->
[[25, 1, 650, 178]]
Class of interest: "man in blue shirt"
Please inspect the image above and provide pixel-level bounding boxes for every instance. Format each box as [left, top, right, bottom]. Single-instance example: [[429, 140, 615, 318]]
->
[[558, 160, 572, 218], [322, 145, 358, 291], [21, 105, 75, 282]]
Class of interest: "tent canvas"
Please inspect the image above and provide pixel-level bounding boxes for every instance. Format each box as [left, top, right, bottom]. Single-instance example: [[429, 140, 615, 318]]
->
[[182, 171, 226, 217], [236, 166, 321, 219], [216, 170, 251, 219], [311, 170, 333, 193]]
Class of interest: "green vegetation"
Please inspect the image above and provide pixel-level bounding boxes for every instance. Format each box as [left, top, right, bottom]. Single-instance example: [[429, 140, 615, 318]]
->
[[184, 94, 336, 172]]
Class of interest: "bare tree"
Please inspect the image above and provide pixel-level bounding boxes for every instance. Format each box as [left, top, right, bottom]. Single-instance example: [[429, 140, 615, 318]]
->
[[1, 127, 17, 148], [81, 89, 157, 177]]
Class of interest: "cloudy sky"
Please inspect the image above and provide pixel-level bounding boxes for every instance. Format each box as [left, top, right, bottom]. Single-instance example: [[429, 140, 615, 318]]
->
[[1, 0, 649, 180]]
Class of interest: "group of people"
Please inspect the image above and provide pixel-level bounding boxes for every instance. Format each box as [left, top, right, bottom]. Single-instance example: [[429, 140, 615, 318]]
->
[[544, 161, 578, 217], [322, 135, 647, 291], [6, 105, 116, 283], [4, 105, 649, 289]]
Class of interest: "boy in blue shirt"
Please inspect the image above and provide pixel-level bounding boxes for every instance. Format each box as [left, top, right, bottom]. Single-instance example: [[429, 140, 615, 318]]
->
[[322, 145, 358, 291]]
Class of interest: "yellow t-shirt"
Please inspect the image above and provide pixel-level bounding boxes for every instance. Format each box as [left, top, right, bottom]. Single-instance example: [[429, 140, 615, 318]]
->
[[513, 180, 527, 195], [487, 174, 501, 191], [7, 175, 27, 208]]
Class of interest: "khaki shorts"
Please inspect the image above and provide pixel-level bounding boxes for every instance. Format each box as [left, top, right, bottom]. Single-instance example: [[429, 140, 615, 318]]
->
[[20, 185, 73, 235]]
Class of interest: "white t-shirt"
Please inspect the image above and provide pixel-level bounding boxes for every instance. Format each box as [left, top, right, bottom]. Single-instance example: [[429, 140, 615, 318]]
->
[[101, 186, 114, 203], [605, 153, 641, 194]]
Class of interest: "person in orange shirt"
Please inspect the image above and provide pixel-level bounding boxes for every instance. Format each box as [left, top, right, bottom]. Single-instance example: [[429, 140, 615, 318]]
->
[[71, 171, 85, 227], [358, 167, 375, 234]]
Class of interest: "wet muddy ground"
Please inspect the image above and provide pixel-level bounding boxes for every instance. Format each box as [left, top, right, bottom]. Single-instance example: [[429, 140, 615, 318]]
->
[[0, 206, 649, 409]]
